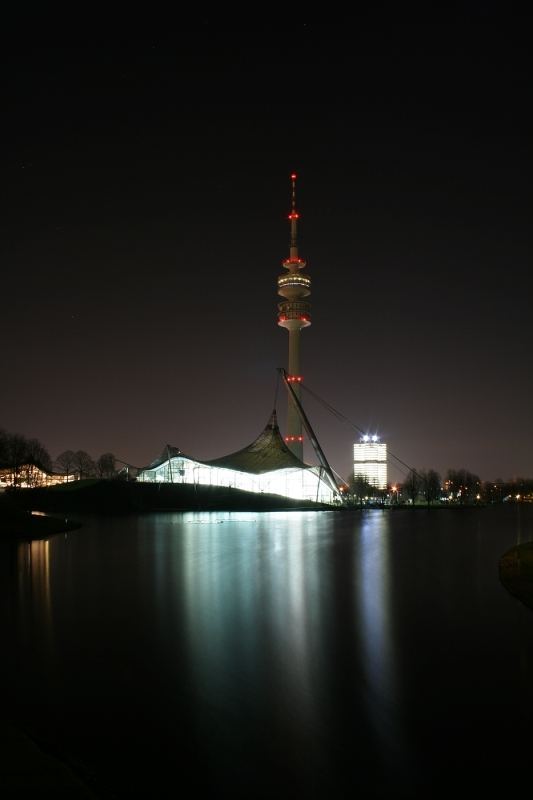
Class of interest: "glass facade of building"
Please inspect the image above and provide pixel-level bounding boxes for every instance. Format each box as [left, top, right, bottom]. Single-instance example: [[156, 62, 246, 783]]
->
[[353, 439, 388, 489], [137, 454, 336, 504]]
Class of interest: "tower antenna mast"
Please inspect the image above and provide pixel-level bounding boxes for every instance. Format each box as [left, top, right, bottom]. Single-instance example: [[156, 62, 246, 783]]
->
[[277, 173, 312, 461]]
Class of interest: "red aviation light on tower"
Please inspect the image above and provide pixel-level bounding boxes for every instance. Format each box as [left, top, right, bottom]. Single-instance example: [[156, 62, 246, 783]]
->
[[288, 171, 300, 262], [290, 173, 298, 213]]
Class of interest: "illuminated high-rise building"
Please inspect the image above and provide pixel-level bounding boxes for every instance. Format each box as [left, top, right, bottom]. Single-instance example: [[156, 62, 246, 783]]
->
[[353, 435, 388, 489], [277, 174, 311, 460]]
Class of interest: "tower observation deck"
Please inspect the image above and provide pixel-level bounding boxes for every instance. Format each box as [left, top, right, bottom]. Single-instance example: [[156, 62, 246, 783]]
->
[[277, 174, 311, 460]]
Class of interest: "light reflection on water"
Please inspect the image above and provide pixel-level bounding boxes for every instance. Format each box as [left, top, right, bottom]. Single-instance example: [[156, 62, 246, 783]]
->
[[16, 539, 54, 650], [357, 512, 395, 703], [3, 506, 533, 797], [145, 510, 406, 790], [152, 512, 330, 777], [354, 513, 417, 785]]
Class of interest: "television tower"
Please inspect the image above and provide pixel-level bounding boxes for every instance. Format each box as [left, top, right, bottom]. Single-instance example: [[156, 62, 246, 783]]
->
[[277, 173, 311, 460]]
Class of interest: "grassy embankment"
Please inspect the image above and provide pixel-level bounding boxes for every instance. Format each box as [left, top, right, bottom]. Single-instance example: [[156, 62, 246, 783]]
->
[[1, 478, 332, 525]]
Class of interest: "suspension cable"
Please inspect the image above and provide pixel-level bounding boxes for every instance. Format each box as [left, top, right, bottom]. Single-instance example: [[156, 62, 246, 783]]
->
[[300, 382, 423, 481]]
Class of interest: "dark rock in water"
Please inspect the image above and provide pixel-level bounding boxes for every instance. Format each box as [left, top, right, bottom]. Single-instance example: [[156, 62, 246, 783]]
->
[[499, 542, 533, 611]]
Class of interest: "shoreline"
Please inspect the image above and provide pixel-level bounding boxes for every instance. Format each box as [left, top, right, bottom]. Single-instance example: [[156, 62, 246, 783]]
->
[[0, 508, 82, 540], [0, 482, 513, 539]]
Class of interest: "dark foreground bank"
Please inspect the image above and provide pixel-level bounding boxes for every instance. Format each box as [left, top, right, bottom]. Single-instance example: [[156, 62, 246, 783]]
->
[[3, 479, 333, 515], [0, 503, 81, 540]]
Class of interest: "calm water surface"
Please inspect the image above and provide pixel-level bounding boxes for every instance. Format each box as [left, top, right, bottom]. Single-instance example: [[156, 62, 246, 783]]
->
[[2, 505, 533, 797]]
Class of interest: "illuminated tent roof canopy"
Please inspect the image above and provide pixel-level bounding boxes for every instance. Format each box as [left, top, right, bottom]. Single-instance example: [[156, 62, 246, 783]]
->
[[205, 410, 305, 474], [145, 411, 303, 474], [144, 445, 184, 471], [137, 411, 339, 505]]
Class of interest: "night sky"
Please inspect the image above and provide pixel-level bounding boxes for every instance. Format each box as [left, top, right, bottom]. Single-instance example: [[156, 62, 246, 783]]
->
[[2, 20, 531, 484]]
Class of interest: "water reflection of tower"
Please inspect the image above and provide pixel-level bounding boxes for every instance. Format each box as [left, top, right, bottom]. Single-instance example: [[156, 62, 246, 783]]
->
[[277, 174, 311, 460]]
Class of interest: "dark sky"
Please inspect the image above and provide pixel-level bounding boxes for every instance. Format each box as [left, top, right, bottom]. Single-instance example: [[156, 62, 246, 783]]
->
[[1, 20, 531, 483]]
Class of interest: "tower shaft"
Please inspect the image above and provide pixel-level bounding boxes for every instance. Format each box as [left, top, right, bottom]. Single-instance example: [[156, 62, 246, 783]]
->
[[287, 328, 302, 453], [277, 174, 311, 461]]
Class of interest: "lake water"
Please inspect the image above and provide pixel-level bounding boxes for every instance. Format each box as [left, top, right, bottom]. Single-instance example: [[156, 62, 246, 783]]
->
[[1, 505, 533, 798]]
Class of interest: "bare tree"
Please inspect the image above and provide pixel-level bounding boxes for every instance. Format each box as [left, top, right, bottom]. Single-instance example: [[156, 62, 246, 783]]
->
[[0, 428, 9, 467], [26, 438, 52, 472], [72, 450, 96, 480], [402, 469, 420, 505], [420, 469, 441, 506], [446, 468, 481, 504], [4, 433, 28, 487], [56, 450, 77, 480], [20, 463, 39, 487], [347, 473, 374, 506], [97, 452, 117, 479], [0, 430, 49, 486]]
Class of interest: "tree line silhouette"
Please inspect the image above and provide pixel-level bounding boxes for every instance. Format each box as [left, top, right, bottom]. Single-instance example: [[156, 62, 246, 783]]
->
[[0, 428, 117, 486], [347, 467, 532, 506], [1, 426, 531, 501]]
